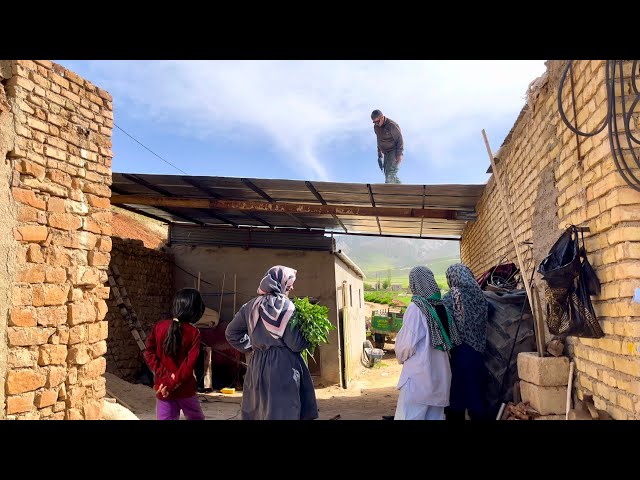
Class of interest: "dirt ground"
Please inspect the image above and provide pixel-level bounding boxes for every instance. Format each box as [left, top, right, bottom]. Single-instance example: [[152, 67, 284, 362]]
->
[[104, 341, 402, 421], [315, 345, 401, 420]]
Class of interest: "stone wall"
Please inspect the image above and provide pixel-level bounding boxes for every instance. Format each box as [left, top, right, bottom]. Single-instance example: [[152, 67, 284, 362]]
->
[[105, 237, 173, 381], [1, 60, 112, 419]]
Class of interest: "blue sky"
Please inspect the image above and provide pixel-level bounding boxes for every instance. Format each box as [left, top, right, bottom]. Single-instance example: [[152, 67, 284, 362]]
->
[[56, 60, 546, 185]]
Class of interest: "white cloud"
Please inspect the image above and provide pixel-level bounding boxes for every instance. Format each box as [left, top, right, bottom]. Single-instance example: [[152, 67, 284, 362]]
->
[[84, 60, 547, 181]]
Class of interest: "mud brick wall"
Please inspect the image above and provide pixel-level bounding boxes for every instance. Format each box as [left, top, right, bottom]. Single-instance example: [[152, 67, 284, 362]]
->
[[461, 60, 640, 419], [106, 237, 173, 382], [0, 60, 112, 420]]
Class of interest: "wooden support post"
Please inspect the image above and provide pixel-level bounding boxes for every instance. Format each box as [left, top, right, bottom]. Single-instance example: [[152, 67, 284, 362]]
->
[[482, 129, 545, 357], [566, 361, 575, 420], [532, 283, 546, 357], [219, 273, 226, 319], [233, 274, 237, 316]]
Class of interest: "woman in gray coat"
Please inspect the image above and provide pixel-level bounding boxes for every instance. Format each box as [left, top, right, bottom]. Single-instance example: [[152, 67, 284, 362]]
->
[[225, 265, 318, 420]]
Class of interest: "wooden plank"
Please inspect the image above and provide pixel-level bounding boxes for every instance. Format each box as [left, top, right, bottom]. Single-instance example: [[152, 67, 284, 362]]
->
[[532, 284, 546, 357], [370, 184, 425, 195], [309, 181, 371, 194], [340, 226, 381, 233], [380, 221, 459, 228], [367, 194, 425, 206], [374, 195, 479, 208], [383, 229, 462, 235], [181, 176, 247, 189], [152, 185, 202, 197], [342, 216, 466, 226], [338, 219, 380, 227], [424, 185, 485, 196], [379, 221, 424, 228], [298, 218, 343, 227], [124, 206, 207, 224], [115, 205, 172, 224], [378, 217, 427, 223], [121, 173, 196, 188], [317, 193, 374, 205], [110, 184, 153, 195], [379, 224, 461, 231], [250, 178, 310, 191], [328, 231, 460, 241], [190, 187, 264, 200], [259, 191, 320, 203], [483, 130, 544, 357], [566, 361, 575, 420]]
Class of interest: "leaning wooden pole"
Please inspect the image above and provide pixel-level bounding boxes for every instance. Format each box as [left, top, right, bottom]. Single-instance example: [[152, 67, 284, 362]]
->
[[219, 273, 226, 319], [482, 129, 545, 357], [233, 274, 237, 316]]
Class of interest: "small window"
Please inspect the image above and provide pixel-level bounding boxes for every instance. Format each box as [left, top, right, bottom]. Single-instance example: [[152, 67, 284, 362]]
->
[[349, 284, 353, 307], [359, 288, 362, 308]]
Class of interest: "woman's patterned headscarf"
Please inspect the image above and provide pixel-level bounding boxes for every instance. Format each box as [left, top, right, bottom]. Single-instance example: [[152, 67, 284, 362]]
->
[[442, 263, 488, 353], [250, 265, 297, 339], [409, 266, 461, 352]]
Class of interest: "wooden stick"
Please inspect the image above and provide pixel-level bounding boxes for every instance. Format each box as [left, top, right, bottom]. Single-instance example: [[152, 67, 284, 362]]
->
[[496, 402, 506, 420], [197, 272, 201, 291], [566, 361, 575, 420], [532, 284, 546, 357], [482, 129, 544, 357], [233, 274, 237, 315], [219, 273, 226, 318]]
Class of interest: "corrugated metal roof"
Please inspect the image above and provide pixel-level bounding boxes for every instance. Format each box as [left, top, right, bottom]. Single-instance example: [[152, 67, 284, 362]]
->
[[111, 173, 484, 239]]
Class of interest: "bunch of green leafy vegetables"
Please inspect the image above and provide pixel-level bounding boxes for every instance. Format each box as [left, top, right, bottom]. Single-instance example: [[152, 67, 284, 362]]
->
[[290, 297, 335, 364]]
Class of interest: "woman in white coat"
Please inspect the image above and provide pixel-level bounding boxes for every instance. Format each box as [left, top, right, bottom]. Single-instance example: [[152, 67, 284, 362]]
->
[[394, 266, 462, 420]]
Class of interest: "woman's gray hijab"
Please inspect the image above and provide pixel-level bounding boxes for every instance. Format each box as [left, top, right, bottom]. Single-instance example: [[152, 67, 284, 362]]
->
[[442, 263, 488, 353]]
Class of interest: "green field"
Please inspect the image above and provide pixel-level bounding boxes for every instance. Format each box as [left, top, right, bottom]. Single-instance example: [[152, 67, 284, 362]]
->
[[363, 256, 458, 292], [364, 291, 412, 306]]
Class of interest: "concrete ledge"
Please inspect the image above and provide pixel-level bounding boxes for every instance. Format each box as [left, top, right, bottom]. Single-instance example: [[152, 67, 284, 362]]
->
[[517, 352, 570, 386], [534, 414, 565, 420], [102, 399, 139, 420], [520, 380, 567, 415]]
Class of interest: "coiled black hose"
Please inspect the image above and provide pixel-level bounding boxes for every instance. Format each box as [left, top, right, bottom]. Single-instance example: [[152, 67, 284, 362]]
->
[[558, 60, 640, 192]]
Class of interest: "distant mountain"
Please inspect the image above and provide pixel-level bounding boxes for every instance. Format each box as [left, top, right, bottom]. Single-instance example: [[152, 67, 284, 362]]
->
[[335, 235, 460, 286]]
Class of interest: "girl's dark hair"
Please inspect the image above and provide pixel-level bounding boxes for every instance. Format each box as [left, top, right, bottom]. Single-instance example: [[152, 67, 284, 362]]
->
[[163, 288, 206, 357]]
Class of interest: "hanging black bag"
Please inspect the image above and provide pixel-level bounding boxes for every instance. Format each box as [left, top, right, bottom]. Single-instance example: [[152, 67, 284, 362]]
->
[[537, 225, 604, 338], [578, 229, 601, 296]]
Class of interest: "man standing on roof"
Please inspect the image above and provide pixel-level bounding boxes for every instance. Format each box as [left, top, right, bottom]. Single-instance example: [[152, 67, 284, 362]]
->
[[372, 109, 404, 184]]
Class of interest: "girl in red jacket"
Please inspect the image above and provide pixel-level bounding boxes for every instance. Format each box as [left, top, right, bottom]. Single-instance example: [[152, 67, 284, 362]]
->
[[144, 288, 206, 420]]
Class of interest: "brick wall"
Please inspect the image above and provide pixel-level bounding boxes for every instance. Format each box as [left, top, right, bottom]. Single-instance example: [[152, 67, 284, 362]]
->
[[461, 60, 640, 419], [1, 60, 112, 419], [106, 237, 173, 381]]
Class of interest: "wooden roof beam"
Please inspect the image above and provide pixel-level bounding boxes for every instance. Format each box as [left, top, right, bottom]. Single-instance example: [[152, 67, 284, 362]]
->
[[110, 195, 475, 221]]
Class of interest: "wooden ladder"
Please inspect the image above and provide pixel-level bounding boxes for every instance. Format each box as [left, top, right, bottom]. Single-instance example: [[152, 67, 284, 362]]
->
[[107, 264, 147, 351]]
